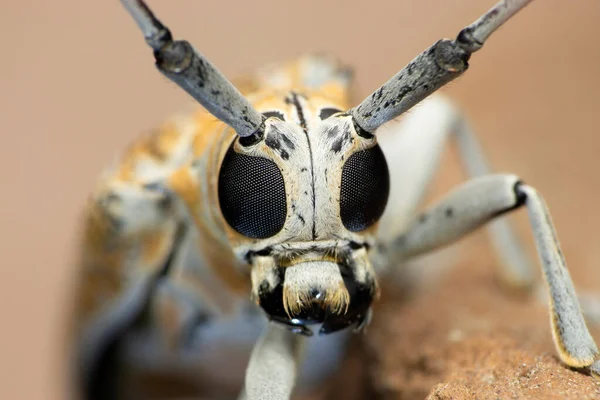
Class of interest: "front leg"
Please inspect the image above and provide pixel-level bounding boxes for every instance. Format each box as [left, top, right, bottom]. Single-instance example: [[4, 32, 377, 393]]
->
[[381, 174, 600, 373], [376, 95, 534, 291], [240, 322, 305, 400]]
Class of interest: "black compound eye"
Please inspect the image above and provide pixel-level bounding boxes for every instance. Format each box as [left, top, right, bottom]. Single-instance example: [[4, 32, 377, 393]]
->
[[340, 144, 390, 232], [218, 143, 287, 238]]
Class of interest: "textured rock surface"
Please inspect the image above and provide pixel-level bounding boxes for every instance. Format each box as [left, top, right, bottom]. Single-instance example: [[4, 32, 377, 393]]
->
[[366, 259, 600, 400]]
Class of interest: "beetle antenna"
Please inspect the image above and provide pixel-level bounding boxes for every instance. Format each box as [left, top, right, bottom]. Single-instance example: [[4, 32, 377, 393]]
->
[[119, 0, 265, 138], [350, 0, 534, 135]]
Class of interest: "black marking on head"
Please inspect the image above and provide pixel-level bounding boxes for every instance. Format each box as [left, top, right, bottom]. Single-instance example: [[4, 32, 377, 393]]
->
[[265, 135, 289, 160], [445, 207, 454, 218], [331, 128, 351, 153], [256, 247, 273, 256], [285, 92, 308, 132], [263, 111, 286, 121], [244, 246, 274, 263], [287, 92, 316, 239], [348, 241, 363, 250], [319, 107, 343, 120], [265, 125, 296, 161], [326, 125, 340, 139], [280, 133, 295, 150]]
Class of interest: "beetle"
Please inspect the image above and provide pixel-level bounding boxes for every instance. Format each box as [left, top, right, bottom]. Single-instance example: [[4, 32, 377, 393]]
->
[[70, 0, 600, 399]]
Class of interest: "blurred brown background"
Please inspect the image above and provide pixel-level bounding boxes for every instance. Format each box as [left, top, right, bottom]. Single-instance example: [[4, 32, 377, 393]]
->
[[2, 1, 600, 399]]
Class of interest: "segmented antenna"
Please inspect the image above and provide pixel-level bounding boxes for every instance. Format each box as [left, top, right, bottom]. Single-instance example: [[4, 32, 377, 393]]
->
[[351, 0, 534, 134], [119, 0, 265, 138]]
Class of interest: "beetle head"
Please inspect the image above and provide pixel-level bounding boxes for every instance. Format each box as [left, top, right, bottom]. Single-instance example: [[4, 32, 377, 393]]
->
[[217, 92, 389, 335]]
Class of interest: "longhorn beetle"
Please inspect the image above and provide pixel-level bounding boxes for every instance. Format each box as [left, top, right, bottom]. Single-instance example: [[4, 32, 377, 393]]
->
[[70, 1, 600, 399]]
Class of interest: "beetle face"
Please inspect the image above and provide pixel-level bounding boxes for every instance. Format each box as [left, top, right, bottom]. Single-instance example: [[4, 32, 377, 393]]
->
[[217, 92, 390, 335]]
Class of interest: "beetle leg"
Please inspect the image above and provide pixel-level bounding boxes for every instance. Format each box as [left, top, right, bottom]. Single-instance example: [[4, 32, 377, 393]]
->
[[76, 220, 186, 400], [376, 94, 534, 290], [384, 174, 600, 373], [240, 322, 305, 400]]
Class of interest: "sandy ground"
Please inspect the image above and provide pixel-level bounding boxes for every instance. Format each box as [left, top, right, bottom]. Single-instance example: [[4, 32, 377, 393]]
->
[[3, 1, 600, 399]]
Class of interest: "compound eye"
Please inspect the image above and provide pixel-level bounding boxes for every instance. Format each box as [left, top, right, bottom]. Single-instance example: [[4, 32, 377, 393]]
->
[[218, 142, 287, 238], [339, 144, 390, 232]]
